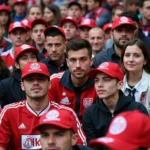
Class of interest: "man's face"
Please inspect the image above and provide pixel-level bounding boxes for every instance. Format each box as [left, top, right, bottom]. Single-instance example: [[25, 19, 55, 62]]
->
[[0, 11, 9, 26], [141, 1, 150, 21], [14, 2, 26, 15], [21, 74, 50, 100], [0, 26, 5, 40], [28, 7, 42, 21], [88, 29, 105, 53], [106, 0, 117, 6], [31, 24, 46, 45], [68, 5, 81, 20], [112, 25, 135, 49], [9, 28, 27, 47], [15, 52, 38, 71], [94, 72, 122, 102], [67, 48, 92, 80], [79, 27, 91, 40], [40, 125, 77, 150], [62, 22, 77, 41], [87, 0, 96, 11], [45, 35, 66, 62]]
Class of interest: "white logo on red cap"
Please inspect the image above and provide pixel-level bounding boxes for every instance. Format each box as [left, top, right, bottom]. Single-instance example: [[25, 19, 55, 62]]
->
[[98, 137, 114, 143], [21, 44, 30, 50], [22, 19, 28, 25], [44, 110, 60, 122], [119, 17, 129, 24], [82, 19, 91, 24], [30, 63, 40, 70], [109, 116, 127, 135], [66, 16, 73, 20], [99, 62, 109, 69], [13, 22, 21, 28]]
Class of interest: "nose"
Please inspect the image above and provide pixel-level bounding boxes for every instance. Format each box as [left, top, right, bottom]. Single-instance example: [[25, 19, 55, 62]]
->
[[47, 135, 55, 145], [94, 38, 98, 43], [52, 45, 56, 52], [128, 55, 134, 61], [75, 60, 81, 68], [97, 80, 104, 87]]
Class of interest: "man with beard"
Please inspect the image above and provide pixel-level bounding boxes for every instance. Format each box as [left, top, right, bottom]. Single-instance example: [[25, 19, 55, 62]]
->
[[93, 16, 136, 67], [48, 39, 98, 121], [0, 62, 86, 150]]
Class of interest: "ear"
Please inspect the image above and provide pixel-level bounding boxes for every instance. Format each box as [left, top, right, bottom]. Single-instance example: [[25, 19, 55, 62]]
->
[[15, 62, 20, 69], [90, 57, 93, 67], [71, 134, 78, 146], [117, 80, 124, 90], [21, 81, 25, 91], [48, 79, 51, 89], [66, 58, 69, 67]]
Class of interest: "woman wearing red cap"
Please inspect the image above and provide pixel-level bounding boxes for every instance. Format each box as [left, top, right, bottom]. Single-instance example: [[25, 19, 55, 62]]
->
[[121, 38, 150, 115]]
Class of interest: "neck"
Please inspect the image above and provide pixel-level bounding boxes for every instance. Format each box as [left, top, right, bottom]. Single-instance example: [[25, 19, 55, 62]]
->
[[127, 70, 143, 86], [26, 95, 49, 111], [114, 44, 122, 57], [53, 55, 65, 67], [35, 43, 44, 52], [26, 39, 33, 45], [142, 17, 150, 26], [71, 75, 88, 87]]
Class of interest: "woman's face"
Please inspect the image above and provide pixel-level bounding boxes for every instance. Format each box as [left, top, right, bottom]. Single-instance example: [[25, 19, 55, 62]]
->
[[123, 44, 147, 73], [60, 5, 68, 19], [0, 11, 9, 25], [43, 7, 54, 23]]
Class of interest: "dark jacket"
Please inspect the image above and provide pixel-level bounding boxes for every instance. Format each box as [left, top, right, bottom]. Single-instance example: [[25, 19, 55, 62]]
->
[[0, 71, 26, 107], [82, 91, 148, 143], [73, 145, 93, 150]]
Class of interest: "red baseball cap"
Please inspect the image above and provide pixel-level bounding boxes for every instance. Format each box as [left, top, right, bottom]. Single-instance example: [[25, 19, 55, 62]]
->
[[9, 22, 27, 33], [87, 62, 124, 81], [89, 110, 150, 150], [60, 16, 78, 29], [79, 19, 97, 28], [21, 19, 32, 29], [102, 23, 112, 31], [13, 0, 26, 5], [22, 62, 50, 79], [0, 4, 10, 13], [31, 18, 48, 29], [44, 25, 66, 39], [14, 44, 39, 62], [34, 108, 77, 133], [112, 16, 136, 30]]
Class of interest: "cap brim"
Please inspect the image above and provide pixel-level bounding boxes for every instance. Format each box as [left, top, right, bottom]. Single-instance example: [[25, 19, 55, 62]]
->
[[9, 27, 27, 33], [22, 72, 49, 79], [89, 137, 138, 150], [79, 25, 92, 28], [60, 19, 78, 28], [112, 23, 136, 31]]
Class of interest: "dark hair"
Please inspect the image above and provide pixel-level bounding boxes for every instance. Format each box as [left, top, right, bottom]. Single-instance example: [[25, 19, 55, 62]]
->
[[125, 0, 140, 6], [68, 1, 82, 10], [44, 4, 61, 26], [120, 10, 139, 23], [66, 39, 92, 58], [120, 38, 150, 74], [0, 56, 8, 71], [112, 6, 125, 16], [45, 30, 65, 41]]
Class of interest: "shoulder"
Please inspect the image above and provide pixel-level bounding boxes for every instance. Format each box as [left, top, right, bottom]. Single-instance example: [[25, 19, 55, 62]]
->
[[75, 145, 94, 150], [1, 50, 10, 56], [50, 72, 64, 81]]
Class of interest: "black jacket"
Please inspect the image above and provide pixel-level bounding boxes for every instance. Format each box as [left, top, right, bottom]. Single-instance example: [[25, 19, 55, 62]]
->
[[82, 91, 148, 143], [0, 71, 26, 107], [73, 145, 93, 150]]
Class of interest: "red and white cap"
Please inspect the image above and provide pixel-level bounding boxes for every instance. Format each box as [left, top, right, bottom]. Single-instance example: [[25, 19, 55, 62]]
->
[[31, 18, 48, 29], [60, 16, 78, 29], [44, 25, 66, 39], [79, 19, 97, 28], [21, 19, 32, 29], [34, 108, 77, 133], [9, 22, 27, 33], [22, 62, 50, 79], [89, 110, 150, 150], [102, 23, 112, 31], [14, 44, 39, 62], [87, 62, 124, 81], [0, 4, 10, 13], [13, 0, 26, 5], [112, 16, 136, 30]]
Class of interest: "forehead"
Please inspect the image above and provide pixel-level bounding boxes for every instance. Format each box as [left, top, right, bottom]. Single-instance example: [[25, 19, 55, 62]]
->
[[125, 45, 143, 53], [45, 35, 64, 43], [32, 24, 46, 30], [29, 7, 41, 13], [89, 29, 104, 36], [68, 5, 81, 10], [62, 21, 76, 27]]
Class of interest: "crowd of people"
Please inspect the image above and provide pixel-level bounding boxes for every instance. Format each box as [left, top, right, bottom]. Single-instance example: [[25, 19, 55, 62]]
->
[[0, 0, 150, 150]]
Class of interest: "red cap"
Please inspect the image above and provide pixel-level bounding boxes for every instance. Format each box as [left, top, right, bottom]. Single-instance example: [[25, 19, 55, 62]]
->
[[22, 62, 50, 79], [34, 108, 77, 133], [0, 4, 10, 13], [14, 44, 39, 62], [8, 22, 27, 33], [44, 25, 66, 39], [31, 18, 48, 29], [102, 23, 112, 31], [112, 16, 136, 30], [60, 16, 78, 29], [87, 62, 124, 81], [89, 110, 150, 150], [13, 0, 26, 5], [80, 19, 97, 28], [21, 19, 32, 29]]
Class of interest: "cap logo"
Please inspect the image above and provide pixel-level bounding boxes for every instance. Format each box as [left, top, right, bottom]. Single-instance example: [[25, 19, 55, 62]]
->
[[83, 19, 90, 24], [30, 63, 41, 71], [119, 17, 129, 24], [21, 44, 30, 50], [67, 16, 73, 19], [109, 116, 127, 135], [99, 62, 109, 69], [44, 110, 60, 122], [22, 20, 28, 25], [13, 22, 21, 28], [98, 137, 114, 143]]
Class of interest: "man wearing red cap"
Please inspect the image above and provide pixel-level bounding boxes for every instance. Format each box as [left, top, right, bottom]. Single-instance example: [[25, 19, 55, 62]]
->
[[0, 62, 86, 150], [94, 16, 136, 67], [60, 16, 78, 42], [34, 108, 92, 150], [89, 110, 150, 150], [1, 22, 27, 71], [82, 62, 148, 144]]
